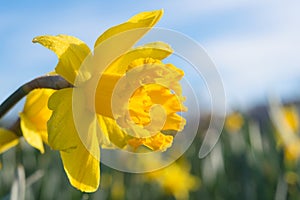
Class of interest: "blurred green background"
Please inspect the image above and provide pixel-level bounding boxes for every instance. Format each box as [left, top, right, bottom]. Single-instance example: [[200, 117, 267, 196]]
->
[[1, 99, 300, 199]]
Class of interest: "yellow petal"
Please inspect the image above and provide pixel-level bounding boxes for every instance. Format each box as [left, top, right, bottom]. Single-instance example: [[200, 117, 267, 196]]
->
[[104, 41, 173, 74], [95, 58, 186, 148], [20, 89, 55, 153], [128, 87, 153, 126], [33, 35, 91, 84], [48, 88, 100, 191], [95, 58, 185, 119], [94, 10, 163, 48], [47, 88, 78, 150], [20, 114, 44, 153], [127, 132, 173, 151], [94, 73, 122, 118], [48, 88, 100, 155], [91, 10, 165, 88], [143, 84, 186, 131], [60, 141, 100, 192], [128, 84, 186, 131], [285, 143, 300, 162], [94, 42, 173, 118], [125, 59, 184, 95], [97, 115, 131, 149], [0, 128, 19, 154], [282, 106, 299, 133], [225, 112, 244, 133], [163, 113, 186, 131]]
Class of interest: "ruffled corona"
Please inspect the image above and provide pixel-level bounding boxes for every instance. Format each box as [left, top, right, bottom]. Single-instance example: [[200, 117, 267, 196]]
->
[[95, 56, 186, 150]]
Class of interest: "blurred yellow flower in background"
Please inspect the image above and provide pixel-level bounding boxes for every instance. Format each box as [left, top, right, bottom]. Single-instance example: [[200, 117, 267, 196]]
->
[[279, 106, 300, 162], [270, 104, 300, 162], [284, 171, 299, 186], [282, 105, 299, 133], [145, 159, 200, 200], [224, 111, 244, 133], [110, 173, 125, 200], [284, 141, 300, 162]]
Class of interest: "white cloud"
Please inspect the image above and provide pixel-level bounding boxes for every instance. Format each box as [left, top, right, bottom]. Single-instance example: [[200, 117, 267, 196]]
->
[[195, 2, 300, 108]]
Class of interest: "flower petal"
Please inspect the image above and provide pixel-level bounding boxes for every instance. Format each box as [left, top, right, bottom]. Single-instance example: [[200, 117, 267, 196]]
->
[[33, 35, 91, 84], [47, 88, 78, 151], [48, 88, 100, 155], [97, 115, 130, 149], [20, 114, 44, 153], [20, 89, 55, 153], [91, 10, 165, 82], [143, 84, 186, 131], [94, 73, 122, 118], [94, 10, 163, 48], [48, 88, 100, 191], [95, 58, 185, 119], [60, 140, 100, 192], [95, 57, 186, 149], [163, 113, 186, 131], [0, 128, 19, 154], [104, 41, 173, 74], [127, 132, 173, 151]]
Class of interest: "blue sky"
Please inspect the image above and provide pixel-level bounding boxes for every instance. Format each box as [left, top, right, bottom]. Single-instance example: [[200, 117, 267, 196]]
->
[[1, 0, 300, 111]]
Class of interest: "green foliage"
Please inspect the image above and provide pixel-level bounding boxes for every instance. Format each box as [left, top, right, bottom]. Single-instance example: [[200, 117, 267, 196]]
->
[[1, 106, 300, 199]]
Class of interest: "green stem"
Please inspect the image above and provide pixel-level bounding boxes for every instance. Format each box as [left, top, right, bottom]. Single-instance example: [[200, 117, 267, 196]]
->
[[0, 75, 73, 119]]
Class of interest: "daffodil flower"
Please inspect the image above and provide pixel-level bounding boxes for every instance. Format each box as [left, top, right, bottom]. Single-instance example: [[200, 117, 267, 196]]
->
[[145, 158, 200, 200], [0, 89, 54, 154], [20, 89, 55, 153], [224, 111, 244, 133], [0, 128, 19, 154], [31, 10, 186, 192], [270, 104, 300, 162], [279, 106, 300, 162]]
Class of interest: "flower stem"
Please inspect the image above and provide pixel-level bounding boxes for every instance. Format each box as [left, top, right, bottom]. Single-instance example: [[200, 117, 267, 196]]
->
[[0, 75, 73, 119], [9, 118, 22, 136]]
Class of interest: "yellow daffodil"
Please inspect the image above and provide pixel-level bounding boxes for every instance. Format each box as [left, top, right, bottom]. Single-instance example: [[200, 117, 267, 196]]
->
[[282, 105, 299, 133], [224, 111, 244, 133], [270, 104, 300, 162], [0, 89, 54, 154], [280, 106, 300, 162], [284, 171, 299, 185], [32, 10, 186, 192], [284, 140, 300, 162], [145, 159, 200, 200], [110, 172, 125, 200], [0, 128, 19, 154], [20, 89, 55, 153]]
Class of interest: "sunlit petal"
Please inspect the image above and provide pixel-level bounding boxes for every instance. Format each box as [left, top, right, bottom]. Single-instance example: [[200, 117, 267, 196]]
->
[[20, 89, 55, 153], [0, 128, 19, 154], [128, 132, 173, 151], [105, 41, 173, 74], [33, 35, 91, 84], [97, 115, 130, 149], [60, 141, 100, 192], [94, 10, 163, 48], [47, 88, 78, 151]]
